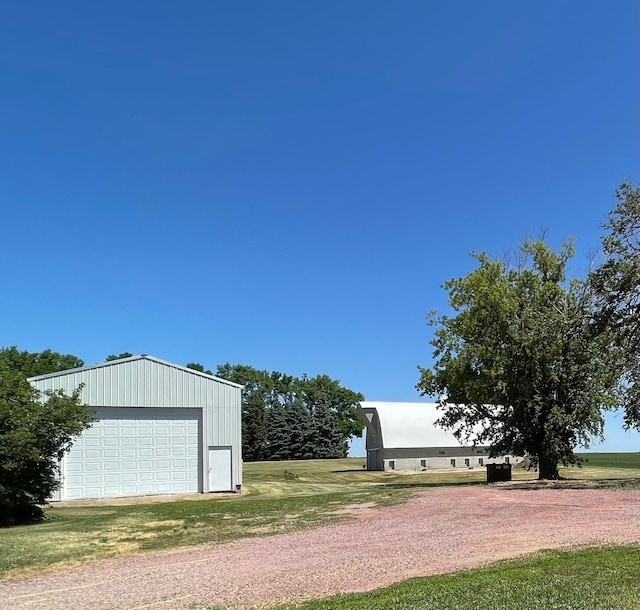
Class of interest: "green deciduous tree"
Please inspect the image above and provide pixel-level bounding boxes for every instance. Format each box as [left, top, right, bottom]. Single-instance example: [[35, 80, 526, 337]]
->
[[0, 366, 93, 524], [215, 364, 364, 461], [185, 362, 213, 375], [417, 239, 619, 480], [0, 347, 84, 378], [105, 352, 134, 362], [590, 183, 640, 429]]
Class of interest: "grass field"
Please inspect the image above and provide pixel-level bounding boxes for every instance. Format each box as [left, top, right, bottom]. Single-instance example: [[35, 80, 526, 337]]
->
[[208, 545, 639, 610], [575, 452, 640, 469], [0, 456, 638, 579]]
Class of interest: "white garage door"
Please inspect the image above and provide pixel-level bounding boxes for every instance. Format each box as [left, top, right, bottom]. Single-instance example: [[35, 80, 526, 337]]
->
[[61, 407, 202, 500]]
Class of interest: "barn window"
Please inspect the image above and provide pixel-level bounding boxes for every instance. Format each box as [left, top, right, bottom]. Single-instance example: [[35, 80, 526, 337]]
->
[[450, 459, 456, 467], [478, 458, 484, 466], [420, 459, 426, 468], [438, 450, 446, 455], [505, 456, 510, 464], [464, 458, 470, 466], [389, 460, 395, 470]]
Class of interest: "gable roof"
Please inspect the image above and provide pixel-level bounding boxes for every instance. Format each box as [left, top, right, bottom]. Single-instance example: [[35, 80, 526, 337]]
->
[[358, 401, 471, 449], [27, 354, 243, 389]]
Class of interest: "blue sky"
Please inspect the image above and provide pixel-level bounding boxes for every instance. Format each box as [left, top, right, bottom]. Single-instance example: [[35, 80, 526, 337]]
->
[[1, 2, 638, 455]]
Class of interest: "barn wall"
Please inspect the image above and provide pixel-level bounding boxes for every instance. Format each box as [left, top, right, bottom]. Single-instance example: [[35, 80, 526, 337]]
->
[[203, 380, 242, 488], [364, 410, 383, 470], [30, 357, 240, 409], [382, 447, 522, 471], [357, 402, 524, 473], [30, 356, 243, 496]]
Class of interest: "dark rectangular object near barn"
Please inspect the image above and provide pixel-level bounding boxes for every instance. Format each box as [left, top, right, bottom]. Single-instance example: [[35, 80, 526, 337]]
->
[[486, 463, 512, 482]]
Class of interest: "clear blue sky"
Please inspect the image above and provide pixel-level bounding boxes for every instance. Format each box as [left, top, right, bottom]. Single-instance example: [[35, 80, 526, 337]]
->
[[1, 2, 638, 455]]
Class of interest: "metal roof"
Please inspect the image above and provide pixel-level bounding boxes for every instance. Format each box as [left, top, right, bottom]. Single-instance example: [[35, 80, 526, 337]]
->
[[358, 401, 468, 449], [27, 354, 243, 389]]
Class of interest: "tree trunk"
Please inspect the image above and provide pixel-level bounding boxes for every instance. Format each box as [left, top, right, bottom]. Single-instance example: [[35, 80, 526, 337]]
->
[[538, 455, 559, 480]]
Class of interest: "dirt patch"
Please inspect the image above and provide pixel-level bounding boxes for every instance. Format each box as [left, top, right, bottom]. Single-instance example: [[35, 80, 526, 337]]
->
[[3, 486, 638, 610]]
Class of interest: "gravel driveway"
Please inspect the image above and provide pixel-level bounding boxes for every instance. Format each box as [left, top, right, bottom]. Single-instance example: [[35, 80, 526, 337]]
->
[[2, 486, 638, 610]]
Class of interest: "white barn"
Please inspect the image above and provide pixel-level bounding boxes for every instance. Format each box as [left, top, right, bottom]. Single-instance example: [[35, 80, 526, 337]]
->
[[29, 355, 243, 501], [357, 401, 521, 471]]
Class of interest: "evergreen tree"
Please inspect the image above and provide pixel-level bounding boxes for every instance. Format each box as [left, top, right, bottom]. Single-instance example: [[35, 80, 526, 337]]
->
[[216, 363, 364, 461], [310, 401, 345, 458]]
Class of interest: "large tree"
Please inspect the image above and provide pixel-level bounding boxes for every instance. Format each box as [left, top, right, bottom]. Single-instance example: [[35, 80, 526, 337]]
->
[[417, 239, 619, 479], [0, 366, 93, 524], [590, 183, 640, 429]]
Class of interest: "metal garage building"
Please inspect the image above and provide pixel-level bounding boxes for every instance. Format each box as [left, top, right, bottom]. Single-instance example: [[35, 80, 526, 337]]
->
[[357, 401, 521, 471], [28, 355, 243, 501]]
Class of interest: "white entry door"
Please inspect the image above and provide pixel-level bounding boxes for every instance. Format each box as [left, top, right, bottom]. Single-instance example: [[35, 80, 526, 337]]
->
[[208, 447, 232, 492]]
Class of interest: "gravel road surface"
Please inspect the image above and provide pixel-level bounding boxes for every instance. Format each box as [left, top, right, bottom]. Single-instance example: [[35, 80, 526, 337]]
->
[[1, 486, 638, 610]]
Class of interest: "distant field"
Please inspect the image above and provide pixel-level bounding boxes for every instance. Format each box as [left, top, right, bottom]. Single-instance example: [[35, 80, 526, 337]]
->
[[575, 452, 640, 469]]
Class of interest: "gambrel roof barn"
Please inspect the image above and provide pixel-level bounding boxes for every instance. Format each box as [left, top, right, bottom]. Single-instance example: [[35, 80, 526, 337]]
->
[[357, 401, 520, 471]]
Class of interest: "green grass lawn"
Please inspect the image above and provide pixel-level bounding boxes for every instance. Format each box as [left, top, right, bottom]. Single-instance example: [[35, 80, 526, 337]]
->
[[0, 456, 638, 579], [209, 545, 639, 610]]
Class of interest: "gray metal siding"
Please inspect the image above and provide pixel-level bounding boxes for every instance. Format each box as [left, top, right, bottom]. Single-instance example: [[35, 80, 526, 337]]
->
[[203, 382, 243, 488], [31, 358, 238, 409], [30, 356, 243, 495]]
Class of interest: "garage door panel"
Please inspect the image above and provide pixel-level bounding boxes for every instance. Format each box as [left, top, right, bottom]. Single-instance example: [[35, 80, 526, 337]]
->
[[62, 407, 201, 499]]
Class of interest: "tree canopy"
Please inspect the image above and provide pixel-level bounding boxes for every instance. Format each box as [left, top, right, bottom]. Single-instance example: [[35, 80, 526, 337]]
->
[[215, 363, 364, 461], [417, 238, 619, 480], [590, 183, 640, 430], [105, 352, 134, 361], [0, 365, 93, 524], [185, 362, 213, 375], [0, 347, 84, 378]]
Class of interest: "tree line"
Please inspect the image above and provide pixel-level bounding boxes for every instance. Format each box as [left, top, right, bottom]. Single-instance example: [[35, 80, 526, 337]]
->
[[417, 183, 639, 479], [210, 364, 364, 461]]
